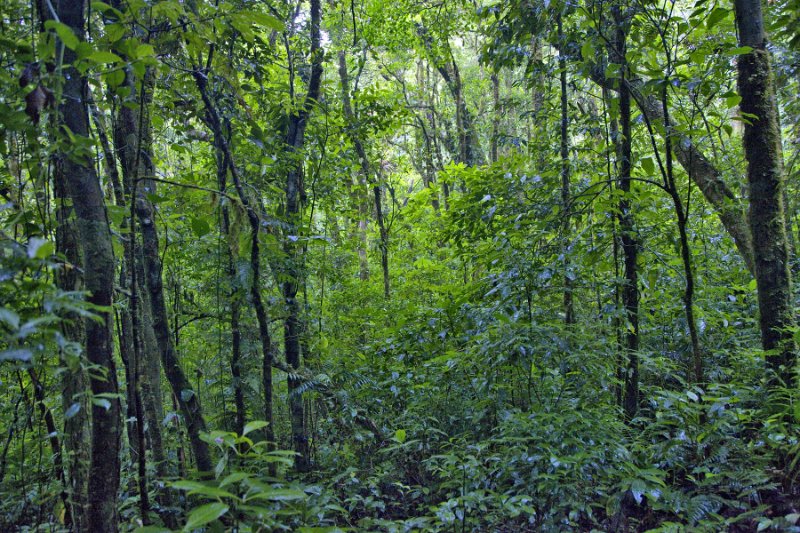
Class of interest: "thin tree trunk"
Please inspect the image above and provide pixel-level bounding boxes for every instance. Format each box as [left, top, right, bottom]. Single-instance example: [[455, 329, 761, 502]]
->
[[114, 65, 212, 474], [661, 85, 703, 384], [216, 147, 246, 436], [282, 0, 323, 472], [491, 72, 500, 163], [338, 50, 390, 298], [192, 62, 279, 470], [610, 12, 640, 419], [27, 369, 70, 522], [558, 14, 575, 326]]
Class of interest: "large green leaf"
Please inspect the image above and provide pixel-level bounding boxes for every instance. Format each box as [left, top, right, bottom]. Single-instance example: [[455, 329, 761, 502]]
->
[[183, 502, 228, 532]]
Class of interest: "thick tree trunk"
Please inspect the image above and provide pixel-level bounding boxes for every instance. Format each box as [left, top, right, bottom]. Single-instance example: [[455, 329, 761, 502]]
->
[[53, 147, 90, 532], [734, 0, 797, 383], [93, 95, 174, 522], [53, 2, 122, 529], [136, 177, 213, 473]]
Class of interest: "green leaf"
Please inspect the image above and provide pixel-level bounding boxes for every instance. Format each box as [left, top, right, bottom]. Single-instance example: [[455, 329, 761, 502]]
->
[[44, 21, 80, 50], [92, 398, 111, 410], [246, 11, 285, 31], [183, 502, 228, 532], [219, 472, 250, 488], [191, 217, 211, 238], [394, 429, 407, 443], [214, 456, 227, 478], [27, 237, 54, 259], [0, 307, 21, 330], [242, 420, 269, 437], [640, 157, 655, 175], [64, 403, 81, 419], [724, 95, 742, 109], [630, 479, 646, 504], [581, 41, 594, 61], [706, 7, 730, 30], [89, 50, 122, 64], [133, 527, 172, 533], [105, 23, 125, 42], [245, 488, 306, 502], [135, 43, 155, 58]]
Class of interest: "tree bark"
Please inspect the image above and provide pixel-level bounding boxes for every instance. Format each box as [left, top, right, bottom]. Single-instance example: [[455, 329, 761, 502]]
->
[[282, 0, 323, 472], [491, 72, 500, 163], [215, 147, 246, 437], [558, 14, 575, 326], [53, 134, 90, 532], [734, 0, 797, 383], [114, 65, 213, 474], [93, 94, 174, 523], [609, 14, 640, 419], [584, 65, 756, 274], [52, 1, 122, 529]]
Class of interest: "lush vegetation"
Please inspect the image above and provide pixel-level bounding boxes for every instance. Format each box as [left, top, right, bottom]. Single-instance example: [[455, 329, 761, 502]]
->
[[1, 0, 799, 530]]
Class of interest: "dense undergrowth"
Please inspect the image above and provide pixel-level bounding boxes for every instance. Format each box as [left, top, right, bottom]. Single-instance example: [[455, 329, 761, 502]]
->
[[2, 0, 800, 529], [144, 179, 799, 531]]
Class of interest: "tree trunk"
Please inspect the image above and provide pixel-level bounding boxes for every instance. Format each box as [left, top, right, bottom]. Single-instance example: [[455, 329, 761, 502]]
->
[[114, 65, 212, 474], [92, 94, 174, 523], [558, 14, 575, 326], [52, 1, 122, 529], [610, 12, 640, 419], [734, 0, 797, 383], [417, 26, 482, 167], [282, 0, 323, 472], [584, 65, 756, 274], [216, 147, 246, 437], [338, 50, 390, 299], [491, 72, 500, 163], [53, 141, 90, 532]]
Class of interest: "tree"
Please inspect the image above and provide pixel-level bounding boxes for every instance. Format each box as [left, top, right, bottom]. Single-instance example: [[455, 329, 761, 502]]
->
[[734, 0, 797, 383], [47, 1, 121, 529]]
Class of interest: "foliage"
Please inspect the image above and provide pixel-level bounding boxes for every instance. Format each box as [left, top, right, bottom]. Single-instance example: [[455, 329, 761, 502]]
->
[[2, 0, 800, 530]]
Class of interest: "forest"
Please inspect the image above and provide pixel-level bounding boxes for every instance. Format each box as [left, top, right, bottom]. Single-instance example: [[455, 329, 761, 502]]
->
[[1, 0, 799, 530]]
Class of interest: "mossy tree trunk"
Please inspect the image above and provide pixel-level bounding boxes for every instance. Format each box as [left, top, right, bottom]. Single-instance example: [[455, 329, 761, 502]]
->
[[734, 0, 797, 383]]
